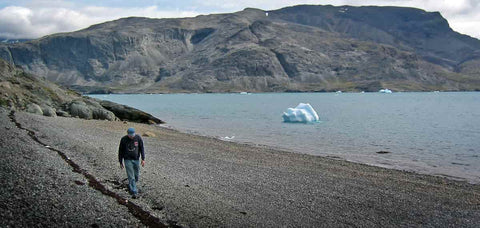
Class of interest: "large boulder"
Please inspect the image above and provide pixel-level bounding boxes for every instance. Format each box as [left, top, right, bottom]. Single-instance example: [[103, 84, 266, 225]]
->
[[69, 100, 93, 119], [41, 106, 57, 117], [26, 103, 43, 115], [67, 99, 117, 121], [99, 100, 164, 124], [92, 108, 116, 121]]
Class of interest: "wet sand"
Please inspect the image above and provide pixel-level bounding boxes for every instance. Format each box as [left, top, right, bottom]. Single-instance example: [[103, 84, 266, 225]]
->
[[2, 108, 479, 227]]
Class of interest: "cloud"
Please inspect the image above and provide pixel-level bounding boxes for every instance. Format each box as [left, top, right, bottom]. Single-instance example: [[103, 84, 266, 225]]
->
[[448, 9, 480, 39], [81, 5, 199, 20], [194, 0, 480, 38], [196, 0, 323, 11], [331, 0, 480, 38], [0, 0, 479, 39], [0, 4, 200, 39]]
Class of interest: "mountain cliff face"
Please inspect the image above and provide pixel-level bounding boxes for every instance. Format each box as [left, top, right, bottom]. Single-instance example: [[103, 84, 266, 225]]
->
[[1, 5, 479, 93]]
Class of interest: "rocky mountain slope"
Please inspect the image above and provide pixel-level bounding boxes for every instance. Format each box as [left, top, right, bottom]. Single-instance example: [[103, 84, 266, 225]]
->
[[0, 59, 163, 123], [1, 5, 479, 93]]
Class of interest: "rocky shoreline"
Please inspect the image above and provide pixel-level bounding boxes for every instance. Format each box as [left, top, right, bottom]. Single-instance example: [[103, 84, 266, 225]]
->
[[0, 58, 163, 125], [0, 108, 144, 227], [1, 107, 479, 227]]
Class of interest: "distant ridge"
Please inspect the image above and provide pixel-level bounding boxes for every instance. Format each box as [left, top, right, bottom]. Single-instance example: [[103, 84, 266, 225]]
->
[[1, 38, 31, 44], [1, 4, 479, 93]]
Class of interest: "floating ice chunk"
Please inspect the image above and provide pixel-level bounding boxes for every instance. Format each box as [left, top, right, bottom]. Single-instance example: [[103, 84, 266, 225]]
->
[[379, 88, 392, 93], [220, 136, 235, 141], [282, 103, 319, 123]]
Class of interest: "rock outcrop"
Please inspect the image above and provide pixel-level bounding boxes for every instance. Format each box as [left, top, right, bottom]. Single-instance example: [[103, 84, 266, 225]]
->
[[1, 5, 480, 92], [0, 59, 164, 123], [99, 100, 164, 124]]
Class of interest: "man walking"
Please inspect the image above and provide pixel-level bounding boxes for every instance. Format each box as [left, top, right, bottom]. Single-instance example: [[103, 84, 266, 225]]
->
[[118, 127, 145, 198]]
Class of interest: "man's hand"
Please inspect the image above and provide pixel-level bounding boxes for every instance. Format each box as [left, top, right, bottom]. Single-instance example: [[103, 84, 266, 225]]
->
[[141, 160, 145, 167], [120, 163, 124, 169]]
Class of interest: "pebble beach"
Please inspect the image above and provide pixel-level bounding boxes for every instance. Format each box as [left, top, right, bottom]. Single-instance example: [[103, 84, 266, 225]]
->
[[1, 107, 479, 227]]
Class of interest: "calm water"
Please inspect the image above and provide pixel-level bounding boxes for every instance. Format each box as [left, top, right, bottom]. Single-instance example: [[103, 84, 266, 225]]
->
[[90, 92, 480, 183]]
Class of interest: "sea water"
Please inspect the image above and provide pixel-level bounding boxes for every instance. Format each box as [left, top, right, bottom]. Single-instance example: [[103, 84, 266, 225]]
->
[[90, 92, 480, 183]]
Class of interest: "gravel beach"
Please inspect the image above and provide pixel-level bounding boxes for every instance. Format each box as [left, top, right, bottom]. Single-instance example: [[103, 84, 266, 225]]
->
[[1, 107, 479, 227]]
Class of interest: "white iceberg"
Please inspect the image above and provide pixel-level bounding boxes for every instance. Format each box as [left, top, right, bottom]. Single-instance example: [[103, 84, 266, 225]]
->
[[282, 103, 319, 123], [379, 88, 392, 93], [220, 136, 235, 141]]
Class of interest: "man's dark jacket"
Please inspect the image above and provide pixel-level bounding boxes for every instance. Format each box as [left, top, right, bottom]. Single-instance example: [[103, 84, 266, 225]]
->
[[118, 134, 145, 164]]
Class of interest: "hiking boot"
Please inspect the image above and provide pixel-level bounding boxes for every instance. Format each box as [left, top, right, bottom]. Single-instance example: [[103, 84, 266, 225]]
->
[[132, 193, 138, 199]]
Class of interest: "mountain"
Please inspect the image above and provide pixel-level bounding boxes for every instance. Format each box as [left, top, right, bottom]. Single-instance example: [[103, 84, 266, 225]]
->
[[1, 5, 480, 93]]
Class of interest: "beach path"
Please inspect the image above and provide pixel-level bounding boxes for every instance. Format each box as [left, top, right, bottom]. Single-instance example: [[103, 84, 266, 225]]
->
[[3, 108, 479, 227]]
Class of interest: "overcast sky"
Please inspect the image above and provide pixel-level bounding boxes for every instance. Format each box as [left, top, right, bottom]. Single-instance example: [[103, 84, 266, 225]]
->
[[0, 0, 479, 40]]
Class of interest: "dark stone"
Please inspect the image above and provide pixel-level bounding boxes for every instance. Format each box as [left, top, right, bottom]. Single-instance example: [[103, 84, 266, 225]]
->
[[99, 100, 164, 124], [56, 110, 71, 117], [152, 206, 164, 211], [74, 180, 85, 185]]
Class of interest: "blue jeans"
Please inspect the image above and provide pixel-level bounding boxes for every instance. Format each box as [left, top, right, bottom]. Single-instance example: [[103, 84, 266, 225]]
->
[[124, 159, 140, 194]]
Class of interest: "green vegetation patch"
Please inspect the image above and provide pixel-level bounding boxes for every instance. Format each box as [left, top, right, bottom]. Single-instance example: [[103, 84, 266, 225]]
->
[[0, 97, 9, 107]]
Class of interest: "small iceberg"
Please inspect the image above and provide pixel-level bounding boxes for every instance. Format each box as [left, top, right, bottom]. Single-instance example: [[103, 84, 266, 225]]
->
[[220, 136, 235, 141], [379, 88, 392, 93], [239, 92, 251, 95], [282, 103, 319, 123]]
